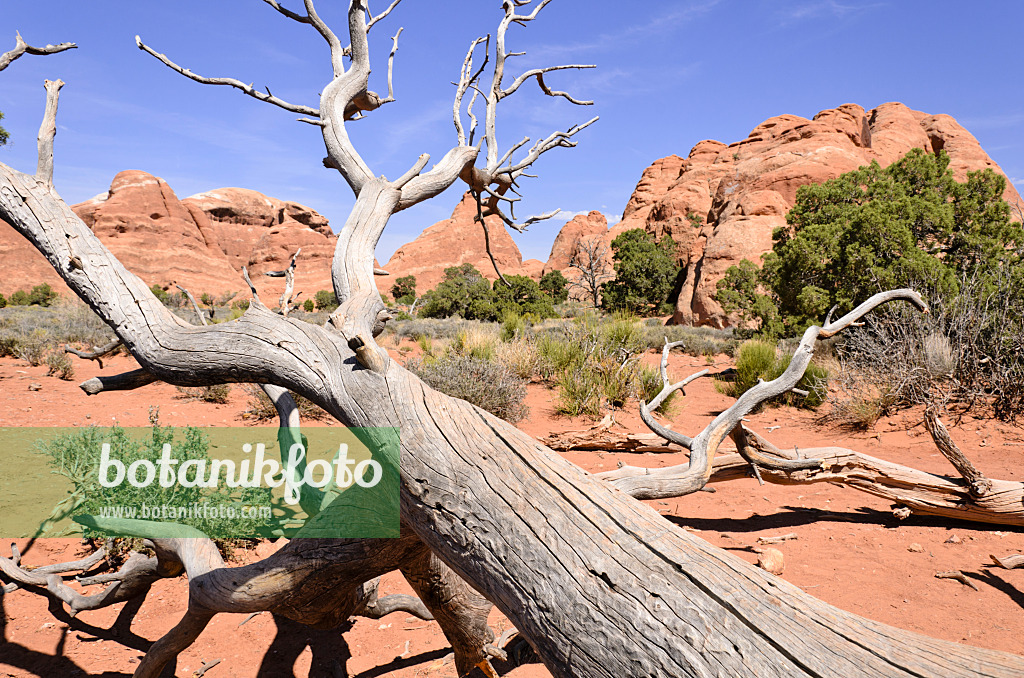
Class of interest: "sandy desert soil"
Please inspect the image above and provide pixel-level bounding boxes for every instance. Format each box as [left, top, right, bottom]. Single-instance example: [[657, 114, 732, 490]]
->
[[1, 343, 1023, 677]]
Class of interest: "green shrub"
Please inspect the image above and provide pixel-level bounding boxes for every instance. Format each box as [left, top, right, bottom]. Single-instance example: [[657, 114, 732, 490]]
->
[[150, 284, 171, 305], [716, 339, 828, 409], [303, 298, 315, 313], [39, 420, 272, 539], [418, 264, 496, 320], [499, 309, 527, 342], [716, 149, 1022, 337], [9, 290, 30, 306], [408, 354, 528, 422], [0, 292, 6, 309], [314, 289, 339, 312]]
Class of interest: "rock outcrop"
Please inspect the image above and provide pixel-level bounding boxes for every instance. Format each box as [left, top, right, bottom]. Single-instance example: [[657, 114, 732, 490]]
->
[[0, 171, 337, 305], [542, 211, 610, 276], [379, 192, 537, 297], [182, 188, 336, 297], [608, 102, 1022, 327]]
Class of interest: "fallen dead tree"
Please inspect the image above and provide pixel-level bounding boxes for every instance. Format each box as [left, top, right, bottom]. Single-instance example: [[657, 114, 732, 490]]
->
[[3, 4, 1024, 677], [595, 338, 1024, 527]]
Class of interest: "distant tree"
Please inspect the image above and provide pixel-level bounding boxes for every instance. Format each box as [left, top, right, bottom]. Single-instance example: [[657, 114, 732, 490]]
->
[[8, 290, 29, 306], [493, 274, 555, 318], [390, 275, 417, 304], [717, 148, 1023, 336], [0, 291, 6, 308], [539, 269, 569, 304], [303, 298, 315, 313], [567, 236, 613, 307], [418, 264, 496, 320], [0, 111, 8, 147], [600, 229, 679, 315]]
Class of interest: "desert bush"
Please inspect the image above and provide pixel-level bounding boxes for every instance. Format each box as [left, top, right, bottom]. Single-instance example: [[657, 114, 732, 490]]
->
[[303, 298, 315, 313], [176, 383, 232, 404], [14, 328, 52, 366], [45, 350, 75, 380], [314, 289, 339, 312], [716, 339, 828, 409], [449, 324, 498, 361], [0, 292, 7, 308], [829, 271, 1024, 421], [495, 338, 541, 380], [408, 354, 528, 422], [39, 418, 272, 541]]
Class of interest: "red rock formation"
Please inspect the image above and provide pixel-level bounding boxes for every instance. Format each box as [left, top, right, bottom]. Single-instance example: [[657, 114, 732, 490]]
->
[[379, 192, 536, 295], [542, 211, 609, 276], [0, 171, 337, 306], [182, 188, 336, 298], [613, 102, 1022, 327]]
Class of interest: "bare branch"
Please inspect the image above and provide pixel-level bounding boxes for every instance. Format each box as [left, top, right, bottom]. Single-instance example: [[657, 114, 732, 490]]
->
[[638, 340, 708, 449], [0, 32, 76, 72], [35, 79, 64, 186], [135, 35, 320, 117], [64, 339, 122, 369], [366, 0, 404, 32], [393, 154, 430, 189], [270, 249, 302, 316], [453, 36, 489, 146], [505, 116, 599, 178], [500, 65, 596, 103], [176, 283, 209, 325], [262, 0, 311, 23], [925, 406, 992, 497], [381, 27, 403, 104]]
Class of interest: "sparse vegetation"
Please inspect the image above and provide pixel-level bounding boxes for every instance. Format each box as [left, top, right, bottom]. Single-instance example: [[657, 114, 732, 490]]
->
[[175, 383, 232, 404], [408, 354, 528, 423]]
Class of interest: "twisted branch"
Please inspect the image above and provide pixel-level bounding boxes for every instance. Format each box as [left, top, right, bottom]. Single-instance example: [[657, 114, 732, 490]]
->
[[0, 31, 76, 72]]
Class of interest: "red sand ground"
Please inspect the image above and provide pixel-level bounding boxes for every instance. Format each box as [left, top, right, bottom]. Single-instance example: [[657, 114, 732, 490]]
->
[[1, 344, 1023, 677]]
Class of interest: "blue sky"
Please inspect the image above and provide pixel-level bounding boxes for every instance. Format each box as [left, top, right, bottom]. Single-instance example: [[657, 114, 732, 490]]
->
[[2, 1, 1022, 263]]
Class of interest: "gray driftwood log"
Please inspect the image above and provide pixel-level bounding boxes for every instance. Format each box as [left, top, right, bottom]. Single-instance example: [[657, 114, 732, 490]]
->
[[2, 3, 1023, 677]]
